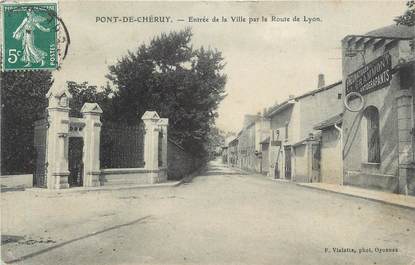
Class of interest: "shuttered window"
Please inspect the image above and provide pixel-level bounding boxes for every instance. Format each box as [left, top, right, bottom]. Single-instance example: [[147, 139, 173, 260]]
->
[[365, 106, 380, 163]]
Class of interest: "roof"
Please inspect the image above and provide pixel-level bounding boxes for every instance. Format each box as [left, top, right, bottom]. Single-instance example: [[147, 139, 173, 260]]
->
[[80, 103, 103, 114], [314, 113, 343, 130], [141, 111, 160, 120], [242, 114, 262, 130], [229, 137, 239, 145], [265, 80, 342, 118], [46, 87, 72, 99], [292, 132, 322, 147], [265, 100, 295, 118], [343, 24, 415, 47], [365, 24, 415, 39], [295, 81, 342, 101]]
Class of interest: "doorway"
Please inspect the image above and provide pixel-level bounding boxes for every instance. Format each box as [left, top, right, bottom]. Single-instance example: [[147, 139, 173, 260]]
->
[[68, 137, 84, 187], [284, 146, 292, 180], [311, 143, 321, 182]]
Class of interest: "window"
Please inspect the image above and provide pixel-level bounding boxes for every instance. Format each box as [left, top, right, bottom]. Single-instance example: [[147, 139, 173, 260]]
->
[[364, 106, 380, 163]]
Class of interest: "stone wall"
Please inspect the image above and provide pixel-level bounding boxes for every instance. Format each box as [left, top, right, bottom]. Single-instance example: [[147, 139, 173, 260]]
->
[[260, 144, 269, 175], [320, 127, 342, 184], [167, 140, 202, 180], [0, 174, 33, 190], [292, 145, 308, 182]]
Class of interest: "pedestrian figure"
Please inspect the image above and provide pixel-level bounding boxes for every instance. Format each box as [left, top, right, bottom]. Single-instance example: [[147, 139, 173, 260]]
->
[[12, 7, 50, 67]]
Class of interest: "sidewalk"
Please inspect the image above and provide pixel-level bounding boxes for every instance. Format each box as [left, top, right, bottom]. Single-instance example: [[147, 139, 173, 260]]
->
[[297, 182, 415, 210]]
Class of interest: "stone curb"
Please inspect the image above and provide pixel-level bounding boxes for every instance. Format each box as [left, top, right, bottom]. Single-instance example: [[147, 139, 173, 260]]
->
[[296, 183, 415, 210], [24, 180, 184, 194]]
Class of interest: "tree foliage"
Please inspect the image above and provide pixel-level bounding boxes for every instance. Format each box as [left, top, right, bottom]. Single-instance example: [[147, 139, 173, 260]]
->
[[66, 81, 113, 119], [395, 1, 415, 26], [107, 28, 227, 157], [205, 127, 226, 159], [1, 28, 227, 174], [1, 71, 52, 174]]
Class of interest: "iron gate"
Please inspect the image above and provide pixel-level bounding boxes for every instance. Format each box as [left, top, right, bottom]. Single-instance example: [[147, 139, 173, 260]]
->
[[100, 122, 145, 168], [68, 137, 84, 187], [158, 131, 163, 167]]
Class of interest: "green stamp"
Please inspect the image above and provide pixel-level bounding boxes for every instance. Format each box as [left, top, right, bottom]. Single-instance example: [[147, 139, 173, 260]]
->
[[2, 3, 58, 71]]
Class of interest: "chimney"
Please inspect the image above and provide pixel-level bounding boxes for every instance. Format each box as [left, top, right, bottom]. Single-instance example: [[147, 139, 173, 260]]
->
[[318, 74, 325, 88]]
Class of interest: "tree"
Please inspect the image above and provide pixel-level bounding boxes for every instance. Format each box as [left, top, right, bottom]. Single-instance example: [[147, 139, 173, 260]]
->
[[0, 73, 114, 174], [66, 81, 113, 120], [107, 28, 227, 157], [1, 71, 52, 174], [395, 1, 415, 26], [206, 127, 226, 159]]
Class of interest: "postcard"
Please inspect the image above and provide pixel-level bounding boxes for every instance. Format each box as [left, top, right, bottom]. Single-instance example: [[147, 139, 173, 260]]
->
[[1, 1, 414, 264]]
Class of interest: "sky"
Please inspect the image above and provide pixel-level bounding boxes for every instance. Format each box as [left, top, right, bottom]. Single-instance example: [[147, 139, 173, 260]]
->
[[49, 0, 408, 133]]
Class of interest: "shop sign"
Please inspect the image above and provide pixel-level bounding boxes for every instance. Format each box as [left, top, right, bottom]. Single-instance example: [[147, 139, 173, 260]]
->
[[346, 53, 392, 95]]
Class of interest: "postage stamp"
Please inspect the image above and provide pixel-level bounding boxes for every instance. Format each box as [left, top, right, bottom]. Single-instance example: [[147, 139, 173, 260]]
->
[[2, 2, 58, 71]]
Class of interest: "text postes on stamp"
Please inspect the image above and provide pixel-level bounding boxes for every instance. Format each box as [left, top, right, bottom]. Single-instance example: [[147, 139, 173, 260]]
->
[[2, 2, 58, 71]]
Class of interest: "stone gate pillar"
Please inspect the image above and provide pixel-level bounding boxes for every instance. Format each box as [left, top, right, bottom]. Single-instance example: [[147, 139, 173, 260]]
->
[[45, 88, 72, 189], [158, 118, 169, 182], [81, 103, 103, 187], [158, 118, 169, 168], [142, 111, 160, 183]]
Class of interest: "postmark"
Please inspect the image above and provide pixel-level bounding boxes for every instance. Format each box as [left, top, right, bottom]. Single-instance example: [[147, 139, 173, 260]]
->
[[2, 2, 59, 71]]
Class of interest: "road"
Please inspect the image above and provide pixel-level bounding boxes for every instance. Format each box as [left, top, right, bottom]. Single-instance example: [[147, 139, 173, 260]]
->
[[1, 160, 415, 265]]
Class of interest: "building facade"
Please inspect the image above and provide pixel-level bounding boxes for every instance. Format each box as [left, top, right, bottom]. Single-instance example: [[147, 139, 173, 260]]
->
[[236, 114, 269, 172], [266, 80, 343, 182], [314, 114, 343, 184], [228, 138, 239, 167], [342, 24, 415, 195]]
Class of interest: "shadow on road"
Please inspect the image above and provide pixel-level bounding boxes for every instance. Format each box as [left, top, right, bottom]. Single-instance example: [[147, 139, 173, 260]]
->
[[1, 235, 25, 245], [3, 215, 152, 264], [0, 186, 26, 193], [198, 171, 247, 176]]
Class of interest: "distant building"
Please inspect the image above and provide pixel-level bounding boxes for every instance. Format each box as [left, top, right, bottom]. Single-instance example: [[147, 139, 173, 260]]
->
[[260, 137, 270, 175], [227, 113, 270, 173], [341, 24, 415, 195], [237, 114, 260, 171], [221, 133, 237, 166], [228, 138, 239, 167], [221, 146, 228, 164]]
